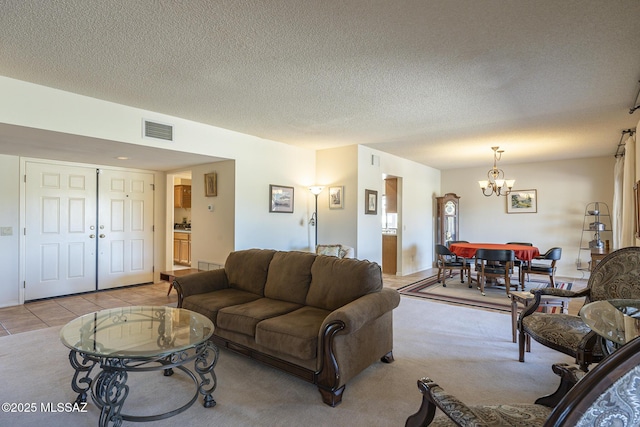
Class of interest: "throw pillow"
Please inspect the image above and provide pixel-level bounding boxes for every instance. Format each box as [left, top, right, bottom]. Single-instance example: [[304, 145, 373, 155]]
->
[[316, 244, 341, 257]]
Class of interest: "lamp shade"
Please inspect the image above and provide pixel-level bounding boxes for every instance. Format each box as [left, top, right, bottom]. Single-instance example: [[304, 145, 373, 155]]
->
[[309, 186, 324, 195]]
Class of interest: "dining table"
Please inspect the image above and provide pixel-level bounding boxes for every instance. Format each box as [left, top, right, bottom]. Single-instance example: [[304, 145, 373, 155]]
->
[[449, 242, 540, 286], [449, 242, 540, 262]]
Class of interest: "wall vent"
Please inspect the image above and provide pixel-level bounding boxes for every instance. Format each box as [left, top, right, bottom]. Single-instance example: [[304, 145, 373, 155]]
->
[[143, 119, 174, 142]]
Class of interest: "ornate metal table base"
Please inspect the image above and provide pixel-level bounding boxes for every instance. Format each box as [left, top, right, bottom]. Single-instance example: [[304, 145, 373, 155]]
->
[[68, 341, 219, 427]]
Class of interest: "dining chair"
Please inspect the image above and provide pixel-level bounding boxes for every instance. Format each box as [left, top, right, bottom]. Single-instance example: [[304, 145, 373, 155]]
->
[[520, 247, 562, 287], [434, 244, 470, 287], [474, 248, 517, 296], [506, 241, 533, 285], [447, 240, 475, 277]]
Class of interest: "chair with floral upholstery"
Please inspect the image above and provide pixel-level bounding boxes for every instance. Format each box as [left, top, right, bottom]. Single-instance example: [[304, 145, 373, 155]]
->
[[405, 335, 640, 427], [518, 246, 640, 370]]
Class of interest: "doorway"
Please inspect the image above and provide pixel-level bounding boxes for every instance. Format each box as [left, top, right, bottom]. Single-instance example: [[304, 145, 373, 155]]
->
[[171, 172, 192, 270], [24, 161, 154, 300], [382, 176, 400, 275]]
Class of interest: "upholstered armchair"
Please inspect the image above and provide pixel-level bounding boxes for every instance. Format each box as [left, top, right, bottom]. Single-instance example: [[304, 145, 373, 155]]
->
[[406, 335, 640, 427], [518, 246, 640, 370]]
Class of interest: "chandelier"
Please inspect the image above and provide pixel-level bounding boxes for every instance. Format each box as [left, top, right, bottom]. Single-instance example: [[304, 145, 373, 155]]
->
[[478, 146, 515, 197]]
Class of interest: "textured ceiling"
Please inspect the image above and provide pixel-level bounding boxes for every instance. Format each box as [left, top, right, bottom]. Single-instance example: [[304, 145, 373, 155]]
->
[[0, 0, 639, 170]]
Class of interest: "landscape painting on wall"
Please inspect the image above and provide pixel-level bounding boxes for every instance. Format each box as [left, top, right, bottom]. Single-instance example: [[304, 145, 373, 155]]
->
[[507, 189, 537, 214]]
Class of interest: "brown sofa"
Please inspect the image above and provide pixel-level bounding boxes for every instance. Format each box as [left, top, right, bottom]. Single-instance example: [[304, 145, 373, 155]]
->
[[173, 248, 400, 406]]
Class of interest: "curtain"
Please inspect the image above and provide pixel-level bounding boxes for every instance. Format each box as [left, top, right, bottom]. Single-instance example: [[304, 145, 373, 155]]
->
[[613, 154, 624, 249], [620, 134, 637, 248]]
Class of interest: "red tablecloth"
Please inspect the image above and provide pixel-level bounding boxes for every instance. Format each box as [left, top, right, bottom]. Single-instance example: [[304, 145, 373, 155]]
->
[[449, 243, 540, 262]]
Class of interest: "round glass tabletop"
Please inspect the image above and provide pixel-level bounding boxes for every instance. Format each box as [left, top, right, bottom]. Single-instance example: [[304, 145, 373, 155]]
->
[[579, 299, 640, 346], [60, 306, 214, 358]]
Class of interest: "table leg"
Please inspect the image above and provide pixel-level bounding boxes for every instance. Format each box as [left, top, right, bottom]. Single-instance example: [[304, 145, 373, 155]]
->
[[68, 350, 97, 404], [511, 298, 518, 343], [194, 341, 220, 408], [93, 359, 129, 427]]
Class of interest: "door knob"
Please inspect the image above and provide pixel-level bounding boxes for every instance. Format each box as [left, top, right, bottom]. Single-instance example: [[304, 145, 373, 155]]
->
[[99, 234, 106, 238], [89, 234, 95, 239]]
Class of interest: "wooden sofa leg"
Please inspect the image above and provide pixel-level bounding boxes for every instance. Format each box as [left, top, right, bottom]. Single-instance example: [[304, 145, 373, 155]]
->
[[381, 351, 395, 363], [318, 385, 345, 407]]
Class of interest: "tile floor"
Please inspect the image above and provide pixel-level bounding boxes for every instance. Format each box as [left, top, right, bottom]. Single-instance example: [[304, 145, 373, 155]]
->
[[0, 282, 177, 337]]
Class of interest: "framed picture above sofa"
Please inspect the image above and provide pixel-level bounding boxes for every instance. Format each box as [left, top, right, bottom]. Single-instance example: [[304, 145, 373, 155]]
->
[[269, 184, 294, 213]]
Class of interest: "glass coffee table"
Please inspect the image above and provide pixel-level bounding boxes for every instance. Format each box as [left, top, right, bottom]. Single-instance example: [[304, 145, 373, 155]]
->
[[579, 299, 640, 354], [60, 306, 218, 427]]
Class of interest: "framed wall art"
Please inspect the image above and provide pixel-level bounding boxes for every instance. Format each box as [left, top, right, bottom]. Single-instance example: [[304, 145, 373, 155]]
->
[[329, 186, 344, 209], [204, 172, 217, 197], [269, 184, 294, 213], [365, 189, 378, 215], [507, 189, 537, 214]]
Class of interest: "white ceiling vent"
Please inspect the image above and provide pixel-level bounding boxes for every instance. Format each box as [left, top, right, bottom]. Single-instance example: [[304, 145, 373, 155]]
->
[[143, 119, 174, 142]]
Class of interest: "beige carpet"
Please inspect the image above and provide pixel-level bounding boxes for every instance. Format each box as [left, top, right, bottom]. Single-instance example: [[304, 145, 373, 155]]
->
[[0, 297, 573, 426]]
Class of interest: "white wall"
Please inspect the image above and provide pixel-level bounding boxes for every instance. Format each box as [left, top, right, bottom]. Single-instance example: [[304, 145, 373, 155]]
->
[[442, 156, 615, 278], [317, 145, 441, 275], [376, 147, 441, 275], [0, 155, 20, 307], [316, 146, 359, 251], [189, 160, 235, 266], [0, 77, 317, 306]]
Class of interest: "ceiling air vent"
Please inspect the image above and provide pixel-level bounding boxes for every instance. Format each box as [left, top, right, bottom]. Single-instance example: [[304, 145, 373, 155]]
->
[[143, 119, 174, 142]]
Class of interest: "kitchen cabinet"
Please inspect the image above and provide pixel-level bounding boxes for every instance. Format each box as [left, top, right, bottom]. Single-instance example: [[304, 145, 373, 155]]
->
[[382, 234, 397, 275], [173, 232, 191, 266], [385, 178, 397, 213], [174, 185, 191, 208]]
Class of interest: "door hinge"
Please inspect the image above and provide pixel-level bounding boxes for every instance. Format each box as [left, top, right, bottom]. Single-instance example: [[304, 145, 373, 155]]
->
[[24, 174, 27, 183], [152, 266, 155, 273], [152, 225, 155, 232], [150, 183, 155, 191], [23, 281, 26, 289], [23, 228, 26, 236]]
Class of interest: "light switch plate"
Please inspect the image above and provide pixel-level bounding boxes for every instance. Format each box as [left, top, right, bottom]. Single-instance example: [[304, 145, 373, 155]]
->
[[0, 227, 13, 236]]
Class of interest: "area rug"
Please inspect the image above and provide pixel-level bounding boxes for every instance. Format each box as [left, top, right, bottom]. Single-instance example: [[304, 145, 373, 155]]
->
[[398, 273, 572, 313]]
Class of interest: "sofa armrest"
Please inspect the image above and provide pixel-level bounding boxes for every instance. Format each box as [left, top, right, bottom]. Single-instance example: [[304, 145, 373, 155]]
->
[[174, 269, 229, 307], [322, 288, 400, 334]]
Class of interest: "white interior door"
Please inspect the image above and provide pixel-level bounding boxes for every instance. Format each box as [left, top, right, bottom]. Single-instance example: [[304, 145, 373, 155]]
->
[[25, 162, 97, 300], [97, 169, 154, 289]]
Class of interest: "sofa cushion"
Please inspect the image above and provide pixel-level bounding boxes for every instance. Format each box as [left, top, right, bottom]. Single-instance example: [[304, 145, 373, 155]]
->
[[217, 298, 302, 337], [182, 288, 261, 324], [225, 248, 276, 296], [306, 256, 382, 311], [255, 306, 331, 360], [264, 251, 317, 304]]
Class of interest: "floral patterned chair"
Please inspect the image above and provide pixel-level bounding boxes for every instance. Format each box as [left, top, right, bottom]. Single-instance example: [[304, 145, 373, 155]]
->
[[405, 335, 640, 426], [518, 246, 640, 370]]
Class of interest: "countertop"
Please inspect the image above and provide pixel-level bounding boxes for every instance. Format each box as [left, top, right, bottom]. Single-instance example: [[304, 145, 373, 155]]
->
[[174, 229, 191, 234]]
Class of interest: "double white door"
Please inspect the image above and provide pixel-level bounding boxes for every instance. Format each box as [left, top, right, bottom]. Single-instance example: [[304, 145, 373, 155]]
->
[[24, 162, 154, 300]]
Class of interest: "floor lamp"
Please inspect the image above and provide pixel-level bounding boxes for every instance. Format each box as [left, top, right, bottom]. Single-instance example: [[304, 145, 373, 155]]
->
[[309, 186, 324, 250]]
